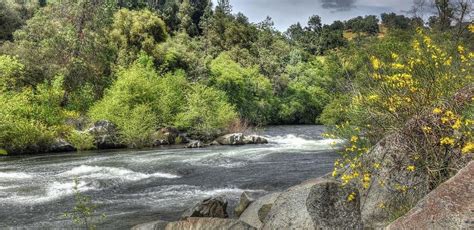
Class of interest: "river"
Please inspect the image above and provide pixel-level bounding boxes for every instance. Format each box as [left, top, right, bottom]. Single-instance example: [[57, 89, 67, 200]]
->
[[0, 125, 341, 229]]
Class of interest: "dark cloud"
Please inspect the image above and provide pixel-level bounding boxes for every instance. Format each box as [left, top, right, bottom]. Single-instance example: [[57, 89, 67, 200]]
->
[[321, 0, 357, 11]]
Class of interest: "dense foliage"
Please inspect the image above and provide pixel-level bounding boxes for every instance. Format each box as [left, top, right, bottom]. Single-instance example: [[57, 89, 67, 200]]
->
[[0, 0, 472, 157]]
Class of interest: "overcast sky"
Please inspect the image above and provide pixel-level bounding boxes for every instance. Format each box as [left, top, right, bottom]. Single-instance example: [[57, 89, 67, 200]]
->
[[212, 0, 428, 31]]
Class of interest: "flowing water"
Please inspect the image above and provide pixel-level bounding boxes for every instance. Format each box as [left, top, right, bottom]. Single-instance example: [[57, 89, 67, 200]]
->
[[0, 125, 342, 229]]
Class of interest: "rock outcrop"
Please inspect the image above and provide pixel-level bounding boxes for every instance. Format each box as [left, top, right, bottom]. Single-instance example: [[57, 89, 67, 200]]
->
[[154, 127, 188, 146], [239, 192, 281, 228], [165, 218, 255, 230], [181, 197, 228, 219], [387, 161, 474, 230], [234, 192, 254, 217], [87, 120, 124, 149], [215, 133, 267, 145]]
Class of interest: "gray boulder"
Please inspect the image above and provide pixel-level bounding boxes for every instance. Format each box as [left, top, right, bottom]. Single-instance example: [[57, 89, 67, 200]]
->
[[131, 220, 169, 230], [216, 133, 268, 145], [87, 120, 124, 149], [49, 138, 76, 153], [387, 161, 474, 230], [306, 180, 363, 229], [239, 193, 281, 228], [154, 127, 188, 146], [186, 140, 205, 148], [234, 192, 254, 217], [262, 179, 324, 230], [181, 197, 228, 219], [165, 218, 256, 230]]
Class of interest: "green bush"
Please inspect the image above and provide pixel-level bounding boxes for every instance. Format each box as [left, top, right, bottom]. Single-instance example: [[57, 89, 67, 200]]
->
[[0, 54, 25, 91], [175, 84, 237, 135], [119, 105, 157, 148], [67, 130, 95, 151]]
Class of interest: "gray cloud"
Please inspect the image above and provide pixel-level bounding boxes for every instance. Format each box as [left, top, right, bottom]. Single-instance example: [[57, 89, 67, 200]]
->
[[321, 0, 357, 11]]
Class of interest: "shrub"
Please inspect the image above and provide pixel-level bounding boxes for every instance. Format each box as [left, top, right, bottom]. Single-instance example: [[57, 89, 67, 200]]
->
[[0, 55, 25, 91], [67, 131, 95, 151], [118, 105, 157, 148], [175, 84, 237, 135]]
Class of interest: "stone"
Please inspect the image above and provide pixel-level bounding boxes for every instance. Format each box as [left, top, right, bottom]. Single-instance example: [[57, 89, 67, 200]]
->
[[87, 120, 124, 149], [306, 180, 363, 229], [234, 192, 254, 217], [131, 220, 169, 230], [261, 179, 325, 230], [239, 193, 281, 229], [186, 140, 204, 148], [387, 161, 474, 230], [153, 127, 188, 146], [165, 218, 256, 230], [49, 138, 76, 153], [216, 133, 268, 145], [181, 197, 228, 219]]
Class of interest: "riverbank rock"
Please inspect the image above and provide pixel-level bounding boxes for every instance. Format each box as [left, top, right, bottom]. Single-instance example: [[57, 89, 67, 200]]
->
[[165, 218, 255, 230], [49, 138, 76, 153], [234, 192, 254, 217], [215, 133, 267, 145], [306, 180, 362, 229], [186, 140, 204, 148], [181, 197, 228, 219], [131, 220, 169, 230], [261, 178, 362, 229], [387, 161, 474, 230], [87, 120, 125, 149], [154, 127, 189, 146], [261, 178, 323, 229], [239, 192, 281, 228]]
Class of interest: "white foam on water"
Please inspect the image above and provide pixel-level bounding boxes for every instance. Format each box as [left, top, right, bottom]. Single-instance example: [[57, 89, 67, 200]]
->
[[269, 134, 345, 151], [60, 165, 180, 180], [0, 172, 33, 181]]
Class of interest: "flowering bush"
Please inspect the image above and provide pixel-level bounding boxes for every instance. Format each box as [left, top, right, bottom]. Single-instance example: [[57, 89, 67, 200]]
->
[[328, 28, 473, 212]]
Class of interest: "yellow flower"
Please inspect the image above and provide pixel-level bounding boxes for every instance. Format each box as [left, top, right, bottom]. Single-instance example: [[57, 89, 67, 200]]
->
[[378, 202, 386, 209], [371, 57, 381, 70], [347, 192, 357, 202], [462, 142, 474, 154], [433, 108, 442, 114], [468, 24, 474, 33], [440, 137, 455, 146], [458, 45, 464, 53], [452, 119, 462, 130], [351, 136, 358, 143], [422, 126, 432, 133], [391, 53, 399, 59], [373, 163, 381, 169], [407, 165, 415, 172]]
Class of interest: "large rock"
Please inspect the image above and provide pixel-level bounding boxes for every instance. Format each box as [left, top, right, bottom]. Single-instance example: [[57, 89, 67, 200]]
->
[[87, 120, 124, 149], [234, 192, 254, 217], [49, 138, 76, 153], [261, 178, 324, 229], [306, 180, 363, 229], [216, 133, 267, 145], [131, 220, 169, 230], [181, 197, 228, 219], [154, 127, 188, 146], [239, 193, 281, 229], [165, 218, 256, 230], [387, 161, 474, 230]]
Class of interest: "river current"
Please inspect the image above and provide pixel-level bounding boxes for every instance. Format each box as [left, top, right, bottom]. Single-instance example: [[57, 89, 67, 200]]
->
[[0, 125, 341, 229]]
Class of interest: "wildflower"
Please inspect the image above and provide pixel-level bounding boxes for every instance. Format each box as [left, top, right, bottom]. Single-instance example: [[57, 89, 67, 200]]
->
[[433, 108, 442, 114], [351, 136, 358, 143], [452, 119, 462, 130], [347, 192, 357, 202], [406, 165, 415, 172], [371, 57, 381, 70], [332, 169, 338, 177], [440, 137, 455, 146], [462, 142, 474, 154], [391, 53, 399, 59], [458, 45, 464, 53], [373, 163, 381, 169], [422, 126, 432, 133], [469, 24, 474, 33], [378, 202, 386, 209]]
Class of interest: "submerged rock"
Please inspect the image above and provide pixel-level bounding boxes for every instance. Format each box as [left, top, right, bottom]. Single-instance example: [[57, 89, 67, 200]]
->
[[87, 120, 125, 149], [387, 161, 474, 230], [165, 218, 255, 230], [234, 192, 254, 217], [216, 133, 267, 145], [49, 138, 76, 153], [181, 197, 228, 219], [239, 193, 281, 228]]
